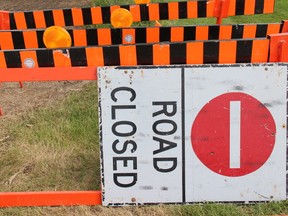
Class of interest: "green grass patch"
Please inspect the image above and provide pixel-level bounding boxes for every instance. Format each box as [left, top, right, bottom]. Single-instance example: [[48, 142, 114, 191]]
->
[[0, 83, 100, 192], [167, 201, 288, 216]]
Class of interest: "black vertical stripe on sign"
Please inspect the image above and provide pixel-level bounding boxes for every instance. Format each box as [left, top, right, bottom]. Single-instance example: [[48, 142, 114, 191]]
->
[[103, 46, 120, 66], [86, 29, 99, 46], [231, 24, 244, 39], [184, 26, 196, 41], [67, 30, 74, 46], [135, 28, 147, 44], [9, 13, 17, 30], [4, 51, 22, 68], [255, 0, 265, 14], [236, 40, 252, 63], [101, 7, 111, 24], [197, 1, 207, 18], [111, 29, 122, 45], [255, 24, 268, 37], [179, 2, 187, 19], [82, 8, 92, 25], [63, 9, 73, 26], [208, 26, 220, 40], [159, 3, 169, 20], [160, 27, 171, 42], [180, 67, 186, 203], [235, 0, 245, 15], [44, 10, 55, 27], [203, 41, 219, 64], [136, 44, 153, 65], [36, 49, 55, 67], [140, 4, 149, 21], [70, 48, 87, 66], [24, 12, 36, 29], [170, 43, 186, 64], [36, 31, 46, 48], [11, 31, 25, 49]]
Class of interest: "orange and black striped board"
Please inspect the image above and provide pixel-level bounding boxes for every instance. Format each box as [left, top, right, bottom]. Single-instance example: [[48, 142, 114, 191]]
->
[[0, 21, 285, 50], [3, 0, 275, 30], [0, 38, 270, 70]]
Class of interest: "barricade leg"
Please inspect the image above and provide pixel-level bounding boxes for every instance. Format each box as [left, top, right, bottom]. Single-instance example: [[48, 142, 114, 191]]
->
[[0, 191, 102, 207], [214, 0, 230, 24], [269, 33, 288, 62]]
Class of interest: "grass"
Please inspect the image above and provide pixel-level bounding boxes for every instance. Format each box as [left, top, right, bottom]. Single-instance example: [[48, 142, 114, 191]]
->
[[0, 0, 287, 215], [167, 201, 288, 216], [0, 83, 100, 192]]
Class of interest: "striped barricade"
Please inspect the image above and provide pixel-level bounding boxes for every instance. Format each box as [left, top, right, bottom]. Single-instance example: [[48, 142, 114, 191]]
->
[[0, 35, 287, 82], [0, 38, 271, 68], [0, 0, 275, 30], [0, 21, 287, 50]]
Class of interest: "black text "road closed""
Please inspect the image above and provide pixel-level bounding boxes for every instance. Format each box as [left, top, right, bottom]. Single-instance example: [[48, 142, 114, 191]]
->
[[110, 87, 138, 188], [152, 101, 178, 173]]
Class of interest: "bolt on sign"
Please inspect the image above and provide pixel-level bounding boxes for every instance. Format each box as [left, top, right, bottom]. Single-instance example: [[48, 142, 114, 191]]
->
[[98, 64, 287, 206]]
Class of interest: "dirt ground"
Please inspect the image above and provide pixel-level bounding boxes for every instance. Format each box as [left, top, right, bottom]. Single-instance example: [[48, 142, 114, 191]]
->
[[0, 0, 94, 117]]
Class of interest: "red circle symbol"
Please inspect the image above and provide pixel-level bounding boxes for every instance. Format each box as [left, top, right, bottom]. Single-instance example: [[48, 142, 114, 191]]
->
[[191, 92, 276, 177]]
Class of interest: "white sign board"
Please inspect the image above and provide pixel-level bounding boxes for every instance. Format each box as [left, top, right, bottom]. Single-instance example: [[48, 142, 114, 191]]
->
[[98, 64, 287, 206]]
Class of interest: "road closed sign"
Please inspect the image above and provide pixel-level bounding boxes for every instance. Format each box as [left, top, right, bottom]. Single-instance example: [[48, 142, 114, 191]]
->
[[98, 64, 287, 206]]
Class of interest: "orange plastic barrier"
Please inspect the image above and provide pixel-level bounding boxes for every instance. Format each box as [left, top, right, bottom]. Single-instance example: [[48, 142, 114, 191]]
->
[[0, 38, 270, 70], [0, 191, 102, 207], [0, 0, 275, 30], [269, 33, 288, 62], [0, 21, 286, 50]]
